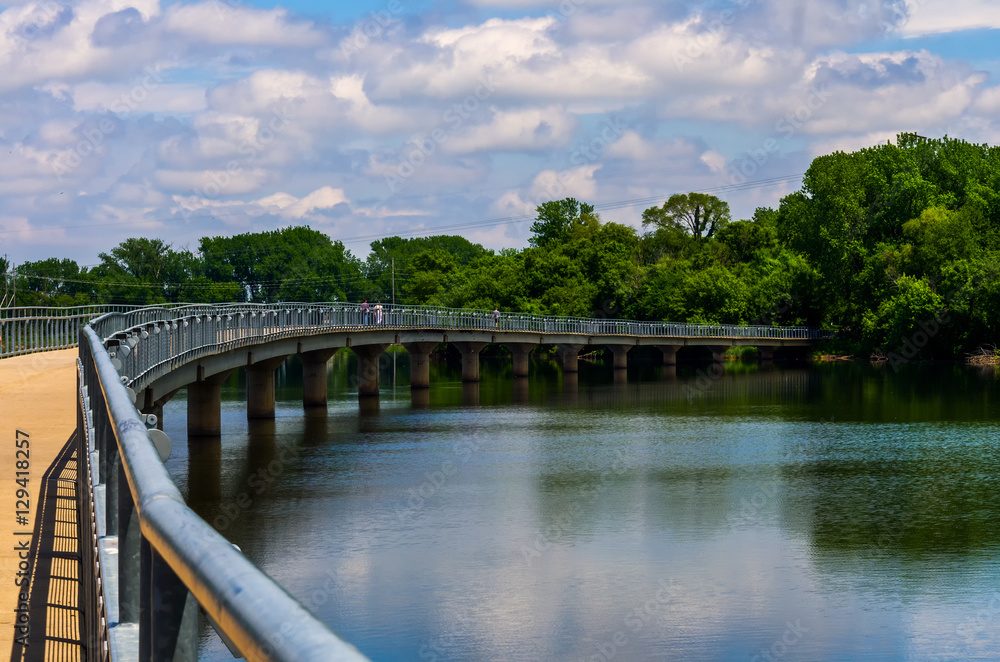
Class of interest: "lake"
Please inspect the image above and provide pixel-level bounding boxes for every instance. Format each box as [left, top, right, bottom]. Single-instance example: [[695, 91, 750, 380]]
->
[[161, 351, 1000, 661]]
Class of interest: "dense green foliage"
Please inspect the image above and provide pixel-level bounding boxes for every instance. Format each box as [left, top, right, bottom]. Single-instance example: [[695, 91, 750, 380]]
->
[[5, 135, 999, 358]]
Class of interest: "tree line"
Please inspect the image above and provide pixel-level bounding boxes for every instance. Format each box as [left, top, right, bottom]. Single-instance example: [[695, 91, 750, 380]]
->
[[4, 134, 999, 359]]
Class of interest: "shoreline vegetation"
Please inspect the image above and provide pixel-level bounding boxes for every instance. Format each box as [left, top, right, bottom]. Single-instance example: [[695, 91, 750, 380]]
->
[[3, 134, 998, 362]]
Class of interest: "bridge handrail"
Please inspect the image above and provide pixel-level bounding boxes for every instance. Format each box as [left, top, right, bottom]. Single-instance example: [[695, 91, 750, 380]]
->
[[88, 301, 833, 341], [78, 325, 370, 661], [0, 304, 190, 359], [89, 303, 831, 392]]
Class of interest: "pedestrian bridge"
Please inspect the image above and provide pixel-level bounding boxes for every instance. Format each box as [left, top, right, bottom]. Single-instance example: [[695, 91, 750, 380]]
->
[[94, 303, 826, 436], [3, 302, 830, 661]]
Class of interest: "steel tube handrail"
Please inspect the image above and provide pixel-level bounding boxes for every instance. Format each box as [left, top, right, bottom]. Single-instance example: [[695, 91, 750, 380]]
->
[[80, 325, 369, 661], [71, 302, 831, 659]]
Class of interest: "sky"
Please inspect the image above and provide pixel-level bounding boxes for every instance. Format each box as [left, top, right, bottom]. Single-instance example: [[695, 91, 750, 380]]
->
[[2, 0, 1000, 266]]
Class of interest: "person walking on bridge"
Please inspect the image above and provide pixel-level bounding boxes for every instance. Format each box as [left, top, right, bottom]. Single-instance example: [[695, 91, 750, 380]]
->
[[374, 301, 384, 325], [361, 299, 370, 326], [493, 306, 501, 329]]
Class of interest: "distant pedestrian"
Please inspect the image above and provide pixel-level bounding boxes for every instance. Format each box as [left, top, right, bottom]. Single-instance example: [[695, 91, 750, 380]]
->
[[374, 301, 383, 325], [361, 299, 370, 325], [492, 306, 500, 329]]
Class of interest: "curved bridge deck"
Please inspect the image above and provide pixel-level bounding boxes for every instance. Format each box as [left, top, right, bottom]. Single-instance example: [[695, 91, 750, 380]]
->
[[0, 303, 831, 661]]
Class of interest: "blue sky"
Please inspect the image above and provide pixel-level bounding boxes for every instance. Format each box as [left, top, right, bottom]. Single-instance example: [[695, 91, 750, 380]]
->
[[2, 0, 1000, 265]]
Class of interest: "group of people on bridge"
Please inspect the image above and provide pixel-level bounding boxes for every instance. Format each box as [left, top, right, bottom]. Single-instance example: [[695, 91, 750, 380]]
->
[[360, 299, 385, 325], [357, 299, 503, 329]]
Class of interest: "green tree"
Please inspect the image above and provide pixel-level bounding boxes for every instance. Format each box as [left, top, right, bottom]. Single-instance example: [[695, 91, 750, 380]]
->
[[199, 226, 363, 303], [642, 192, 730, 240], [529, 198, 597, 248], [15, 258, 93, 306]]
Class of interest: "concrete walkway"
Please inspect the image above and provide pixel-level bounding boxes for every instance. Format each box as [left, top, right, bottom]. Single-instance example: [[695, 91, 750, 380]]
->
[[0, 350, 83, 661]]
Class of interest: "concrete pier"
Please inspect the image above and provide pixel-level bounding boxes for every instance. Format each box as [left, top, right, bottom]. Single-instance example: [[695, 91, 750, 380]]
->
[[300, 349, 337, 407], [658, 344, 682, 365], [354, 344, 389, 396], [508, 343, 534, 378], [247, 356, 289, 419], [558, 344, 585, 373], [609, 345, 630, 369], [456, 342, 488, 382], [187, 369, 235, 437], [403, 342, 438, 389]]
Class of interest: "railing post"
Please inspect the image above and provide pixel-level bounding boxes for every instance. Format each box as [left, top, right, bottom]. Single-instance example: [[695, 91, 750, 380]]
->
[[139, 537, 152, 662], [144, 544, 199, 662], [119, 459, 141, 623]]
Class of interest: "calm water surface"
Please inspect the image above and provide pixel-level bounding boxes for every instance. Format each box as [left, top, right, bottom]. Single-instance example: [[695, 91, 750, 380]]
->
[[161, 353, 1000, 661]]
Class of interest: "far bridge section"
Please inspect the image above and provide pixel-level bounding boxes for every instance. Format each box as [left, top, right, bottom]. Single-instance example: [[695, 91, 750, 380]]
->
[[92, 303, 831, 437]]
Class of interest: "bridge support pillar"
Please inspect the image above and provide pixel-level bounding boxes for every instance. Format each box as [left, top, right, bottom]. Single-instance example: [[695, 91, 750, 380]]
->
[[508, 343, 534, 378], [355, 344, 389, 397], [758, 346, 774, 362], [658, 345, 682, 366], [247, 356, 289, 419], [707, 345, 729, 363], [609, 345, 630, 370], [300, 349, 337, 407], [558, 344, 584, 373], [456, 342, 489, 382], [187, 369, 235, 437], [404, 342, 438, 389]]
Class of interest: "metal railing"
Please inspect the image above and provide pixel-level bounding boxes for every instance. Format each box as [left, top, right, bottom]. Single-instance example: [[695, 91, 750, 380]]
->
[[78, 326, 371, 661], [89, 302, 831, 392], [71, 302, 831, 660], [4, 302, 831, 362], [0, 306, 134, 358], [0, 305, 191, 359]]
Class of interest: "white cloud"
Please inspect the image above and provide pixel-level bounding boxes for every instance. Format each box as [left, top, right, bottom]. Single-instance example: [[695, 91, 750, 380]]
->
[[530, 164, 601, 202], [164, 2, 322, 46], [72, 81, 206, 114], [897, 0, 1000, 37], [2, 0, 1000, 264], [605, 131, 658, 161], [444, 106, 576, 154], [256, 186, 349, 218], [155, 167, 270, 195]]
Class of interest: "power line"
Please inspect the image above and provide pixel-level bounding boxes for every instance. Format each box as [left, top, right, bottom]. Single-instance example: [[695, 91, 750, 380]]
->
[[0, 172, 802, 241]]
